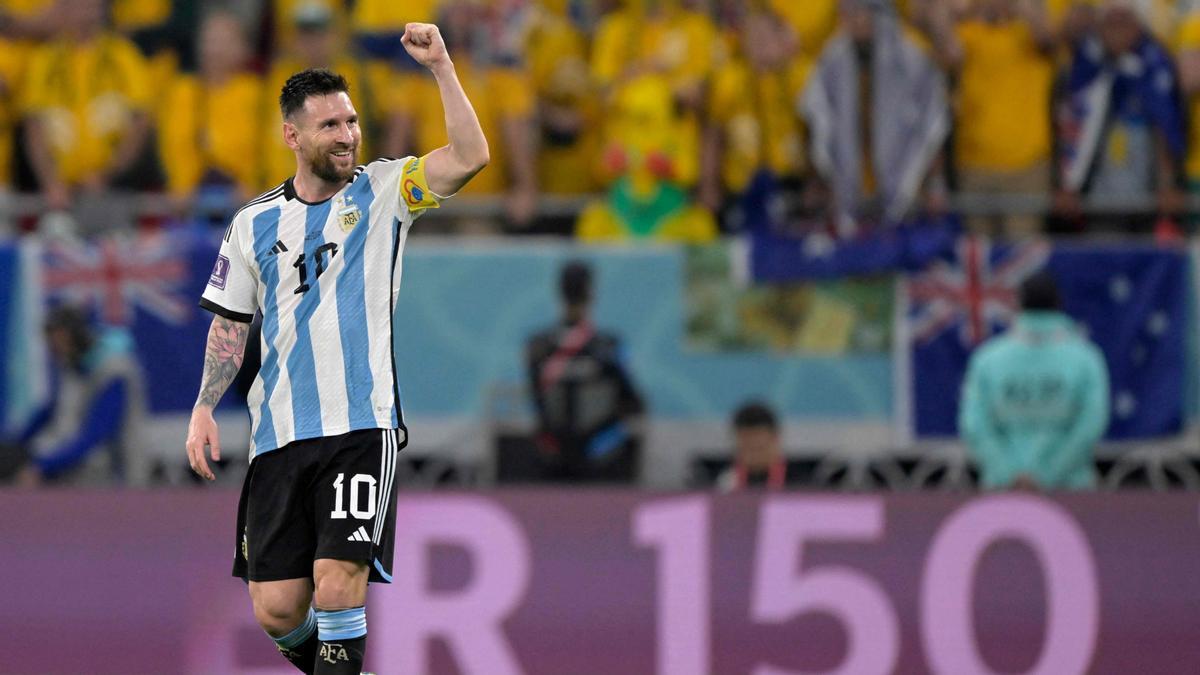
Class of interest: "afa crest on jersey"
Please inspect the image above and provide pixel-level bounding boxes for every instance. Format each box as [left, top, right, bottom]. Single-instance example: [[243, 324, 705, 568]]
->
[[336, 195, 361, 233]]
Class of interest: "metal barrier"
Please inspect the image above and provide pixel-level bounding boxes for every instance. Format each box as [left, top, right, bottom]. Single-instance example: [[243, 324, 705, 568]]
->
[[4, 190, 1200, 231]]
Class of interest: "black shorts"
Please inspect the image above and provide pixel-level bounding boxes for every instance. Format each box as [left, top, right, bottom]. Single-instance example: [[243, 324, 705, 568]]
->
[[232, 427, 404, 584]]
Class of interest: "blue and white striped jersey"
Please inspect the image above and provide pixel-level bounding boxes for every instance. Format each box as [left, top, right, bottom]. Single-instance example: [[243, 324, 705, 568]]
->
[[200, 155, 442, 459]]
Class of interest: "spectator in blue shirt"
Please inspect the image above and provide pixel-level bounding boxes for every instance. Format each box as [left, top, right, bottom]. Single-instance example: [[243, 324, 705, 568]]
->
[[11, 305, 146, 487]]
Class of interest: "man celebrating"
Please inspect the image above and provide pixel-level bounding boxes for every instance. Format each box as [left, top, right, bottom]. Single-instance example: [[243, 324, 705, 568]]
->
[[184, 23, 487, 674]]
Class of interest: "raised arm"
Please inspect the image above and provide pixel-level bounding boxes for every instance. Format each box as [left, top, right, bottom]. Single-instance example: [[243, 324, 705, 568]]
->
[[400, 22, 490, 198], [185, 315, 250, 480]]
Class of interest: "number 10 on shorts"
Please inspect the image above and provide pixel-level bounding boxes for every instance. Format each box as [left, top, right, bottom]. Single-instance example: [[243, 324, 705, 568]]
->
[[330, 473, 378, 520]]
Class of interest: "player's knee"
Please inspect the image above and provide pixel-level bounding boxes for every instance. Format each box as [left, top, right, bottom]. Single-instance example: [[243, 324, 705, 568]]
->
[[251, 591, 310, 637], [313, 559, 369, 609]]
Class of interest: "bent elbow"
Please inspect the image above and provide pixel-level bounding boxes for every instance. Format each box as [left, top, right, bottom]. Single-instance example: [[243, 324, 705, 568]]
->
[[471, 135, 490, 172], [448, 142, 489, 178], [473, 148, 490, 173]]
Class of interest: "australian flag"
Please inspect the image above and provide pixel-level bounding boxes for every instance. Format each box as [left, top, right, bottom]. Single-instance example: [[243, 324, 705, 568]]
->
[[0, 239, 47, 434], [41, 225, 242, 414], [907, 236, 1187, 438]]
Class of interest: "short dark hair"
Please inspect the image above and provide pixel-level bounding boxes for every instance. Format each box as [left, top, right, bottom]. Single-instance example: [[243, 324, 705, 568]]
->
[[733, 401, 778, 431], [279, 68, 350, 119], [559, 260, 592, 306], [1019, 271, 1062, 311]]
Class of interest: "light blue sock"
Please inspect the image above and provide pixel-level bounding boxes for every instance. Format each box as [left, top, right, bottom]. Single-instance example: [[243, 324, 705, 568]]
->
[[273, 607, 316, 650], [315, 606, 367, 641]]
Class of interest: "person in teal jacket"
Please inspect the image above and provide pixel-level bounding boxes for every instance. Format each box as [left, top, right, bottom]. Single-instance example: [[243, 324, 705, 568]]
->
[[959, 272, 1110, 490]]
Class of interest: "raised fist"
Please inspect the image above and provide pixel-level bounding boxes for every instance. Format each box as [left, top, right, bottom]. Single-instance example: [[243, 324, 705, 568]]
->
[[401, 23, 451, 70]]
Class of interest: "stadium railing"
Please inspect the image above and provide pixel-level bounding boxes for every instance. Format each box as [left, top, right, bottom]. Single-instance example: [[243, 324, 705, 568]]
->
[[3, 190, 1200, 232]]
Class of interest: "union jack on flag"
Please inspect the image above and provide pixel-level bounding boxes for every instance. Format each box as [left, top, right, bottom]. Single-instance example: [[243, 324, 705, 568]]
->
[[908, 236, 1051, 347], [42, 233, 191, 326]]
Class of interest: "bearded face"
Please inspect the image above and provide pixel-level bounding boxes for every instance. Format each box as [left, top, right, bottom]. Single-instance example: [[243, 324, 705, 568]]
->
[[301, 132, 358, 183], [285, 91, 362, 184]]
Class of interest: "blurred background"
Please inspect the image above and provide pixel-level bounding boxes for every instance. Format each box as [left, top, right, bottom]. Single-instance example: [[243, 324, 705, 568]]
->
[[4, 0, 1200, 672]]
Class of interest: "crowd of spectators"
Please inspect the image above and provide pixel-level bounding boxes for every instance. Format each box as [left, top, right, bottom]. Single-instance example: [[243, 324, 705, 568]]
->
[[0, 0, 1198, 239]]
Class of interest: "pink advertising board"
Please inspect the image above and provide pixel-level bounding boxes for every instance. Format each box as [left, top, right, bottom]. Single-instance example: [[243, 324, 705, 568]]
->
[[1, 491, 1196, 674]]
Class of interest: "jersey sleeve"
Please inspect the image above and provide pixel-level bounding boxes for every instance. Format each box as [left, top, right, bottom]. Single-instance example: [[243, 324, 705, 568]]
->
[[199, 217, 258, 322]]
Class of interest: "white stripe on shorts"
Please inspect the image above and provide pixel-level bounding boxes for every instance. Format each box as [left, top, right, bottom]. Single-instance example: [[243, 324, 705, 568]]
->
[[373, 429, 397, 544]]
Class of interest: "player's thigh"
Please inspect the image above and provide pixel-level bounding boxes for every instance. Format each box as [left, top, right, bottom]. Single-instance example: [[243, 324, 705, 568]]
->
[[311, 428, 399, 567], [236, 445, 319, 583]]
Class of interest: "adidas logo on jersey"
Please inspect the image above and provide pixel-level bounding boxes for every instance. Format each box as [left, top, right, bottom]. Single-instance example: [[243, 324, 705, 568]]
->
[[347, 526, 370, 542], [268, 240, 289, 255]]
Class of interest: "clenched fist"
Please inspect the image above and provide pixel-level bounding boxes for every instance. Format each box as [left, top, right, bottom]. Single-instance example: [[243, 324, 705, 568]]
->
[[402, 23, 451, 71]]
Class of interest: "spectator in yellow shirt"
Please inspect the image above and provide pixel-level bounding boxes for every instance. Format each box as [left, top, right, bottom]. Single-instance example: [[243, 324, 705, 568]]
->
[[413, 0, 539, 228], [944, 0, 1055, 238], [0, 0, 57, 42], [527, 0, 603, 196], [701, 0, 808, 214], [350, 0, 441, 159], [111, 0, 197, 104], [0, 38, 28, 189], [272, 0, 349, 57], [265, 3, 372, 188], [591, 0, 717, 108], [768, 0, 838, 60], [158, 10, 263, 217], [19, 0, 157, 210], [588, 0, 719, 218], [591, 0, 717, 173], [0, 0, 56, 191], [1178, 10, 1200, 192]]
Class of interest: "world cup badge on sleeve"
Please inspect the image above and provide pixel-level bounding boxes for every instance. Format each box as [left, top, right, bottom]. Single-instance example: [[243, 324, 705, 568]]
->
[[209, 254, 230, 290], [337, 195, 361, 233]]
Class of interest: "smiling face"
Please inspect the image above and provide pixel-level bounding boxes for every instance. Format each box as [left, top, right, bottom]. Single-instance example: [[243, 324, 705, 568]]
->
[[284, 91, 362, 184]]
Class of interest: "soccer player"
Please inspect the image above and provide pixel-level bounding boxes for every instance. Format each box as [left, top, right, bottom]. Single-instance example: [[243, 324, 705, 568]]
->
[[184, 23, 488, 674]]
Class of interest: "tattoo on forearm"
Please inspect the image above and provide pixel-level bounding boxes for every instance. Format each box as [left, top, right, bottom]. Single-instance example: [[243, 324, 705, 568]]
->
[[196, 317, 249, 408]]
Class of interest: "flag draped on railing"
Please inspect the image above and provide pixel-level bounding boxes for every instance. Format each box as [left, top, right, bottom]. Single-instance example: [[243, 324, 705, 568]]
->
[[1, 224, 1191, 441], [746, 221, 1189, 439]]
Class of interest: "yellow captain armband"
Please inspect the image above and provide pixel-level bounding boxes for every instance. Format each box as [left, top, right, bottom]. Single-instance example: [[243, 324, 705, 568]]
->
[[400, 155, 442, 212]]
